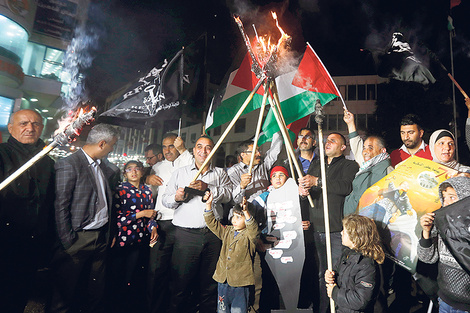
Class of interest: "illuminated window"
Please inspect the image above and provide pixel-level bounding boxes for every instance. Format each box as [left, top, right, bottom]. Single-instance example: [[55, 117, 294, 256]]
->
[[22, 42, 64, 81], [0, 96, 14, 130], [0, 15, 28, 64]]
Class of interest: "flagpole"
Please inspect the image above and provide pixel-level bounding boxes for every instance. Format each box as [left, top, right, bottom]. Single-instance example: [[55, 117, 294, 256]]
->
[[269, 81, 297, 178], [268, 80, 314, 208], [314, 99, 335, 313], [449, 27, 459, 161], [192, 76, 266, 181], [248, 80, 270, 174]]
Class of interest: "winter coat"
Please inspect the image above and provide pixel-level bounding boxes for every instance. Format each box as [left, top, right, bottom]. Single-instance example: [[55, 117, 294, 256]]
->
[[302, 155, 359, 232], [204, 209, 259, 287], [331, 248, 379, 313]]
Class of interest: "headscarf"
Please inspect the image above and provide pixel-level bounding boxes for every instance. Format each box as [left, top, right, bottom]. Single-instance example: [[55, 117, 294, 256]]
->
[[429, 129, 459, 169], [429, 129, 470, 173]]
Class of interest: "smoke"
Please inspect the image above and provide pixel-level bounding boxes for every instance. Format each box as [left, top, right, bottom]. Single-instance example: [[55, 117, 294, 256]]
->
[[61, 2, 107, 111]]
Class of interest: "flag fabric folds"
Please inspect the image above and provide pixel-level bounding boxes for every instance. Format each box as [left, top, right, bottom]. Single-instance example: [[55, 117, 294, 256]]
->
[[99, 36, 205, 129], [434, 196, 470, 276], [208, 44, 339, 144], [375, 32, 436, 85], [258, 45, 339, 144], [99, 50, 184, 128], [205, 53, 265, 131]]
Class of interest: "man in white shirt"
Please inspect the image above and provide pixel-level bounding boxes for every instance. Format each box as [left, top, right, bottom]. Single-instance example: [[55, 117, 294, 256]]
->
[[147, 133, 192, 313], [162, 135, 232, 313]]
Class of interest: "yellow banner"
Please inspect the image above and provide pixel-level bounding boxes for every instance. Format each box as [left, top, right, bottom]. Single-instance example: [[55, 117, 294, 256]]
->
[[357, 155, 457, 272]]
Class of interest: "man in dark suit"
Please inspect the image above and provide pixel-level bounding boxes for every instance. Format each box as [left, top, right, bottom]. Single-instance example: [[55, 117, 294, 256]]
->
[[50, 123, 120, 313]]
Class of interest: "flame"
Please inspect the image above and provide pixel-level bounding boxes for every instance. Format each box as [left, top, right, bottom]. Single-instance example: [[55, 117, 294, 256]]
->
[[54, 106, 96, 137], [251, 12, 291, 68]]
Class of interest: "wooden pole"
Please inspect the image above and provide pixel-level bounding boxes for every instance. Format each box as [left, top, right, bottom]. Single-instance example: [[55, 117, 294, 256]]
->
[[267, 83, 314, 208], [447, 73, 469, 99], [286, 146, 295, 179], [270, 81, 296, 178], [192, 76, 266, 181], [317, 113, 335, 313], [0, 144, 56, 191], [248, 80, 270, 174]]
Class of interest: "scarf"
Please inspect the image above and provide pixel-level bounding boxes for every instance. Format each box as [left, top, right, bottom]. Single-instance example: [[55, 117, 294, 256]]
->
[[356, 152, 390, 177]]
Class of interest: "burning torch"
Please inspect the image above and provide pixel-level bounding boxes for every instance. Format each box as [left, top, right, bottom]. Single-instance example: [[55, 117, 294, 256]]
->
[[0, 107, 97, 191]]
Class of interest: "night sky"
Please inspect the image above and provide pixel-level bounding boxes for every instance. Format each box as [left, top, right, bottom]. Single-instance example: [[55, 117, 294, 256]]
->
[[80, 0, 470, 119]]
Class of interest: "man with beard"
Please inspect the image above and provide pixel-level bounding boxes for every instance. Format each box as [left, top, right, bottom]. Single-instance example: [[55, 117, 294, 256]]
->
[[390, 114, 432, 167], [0, 109, 55, 313], [162, 135, 231, 313]]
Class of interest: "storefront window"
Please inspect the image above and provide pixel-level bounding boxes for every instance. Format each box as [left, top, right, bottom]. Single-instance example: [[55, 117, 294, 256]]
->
[[22, 42, 64, 81], [0, 15, 28, 64]]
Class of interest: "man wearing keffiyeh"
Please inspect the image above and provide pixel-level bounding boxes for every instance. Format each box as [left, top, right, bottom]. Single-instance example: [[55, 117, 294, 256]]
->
[[343, 110, 394, 216]]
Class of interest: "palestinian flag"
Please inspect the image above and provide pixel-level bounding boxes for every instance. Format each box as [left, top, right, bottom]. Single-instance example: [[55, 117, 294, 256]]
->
[[205, 53, 266, 130], [258, 45, 340, 144]]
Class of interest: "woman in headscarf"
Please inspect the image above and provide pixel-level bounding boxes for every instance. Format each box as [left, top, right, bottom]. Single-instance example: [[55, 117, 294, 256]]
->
[[429, 129, 470, 173]]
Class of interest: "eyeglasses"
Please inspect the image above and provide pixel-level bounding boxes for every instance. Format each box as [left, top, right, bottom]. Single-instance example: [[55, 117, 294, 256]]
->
[[145, 155, 156, 161], [298, 135, 313, 140], [244, 149, 260, 154], [125, 167, 142, 173]]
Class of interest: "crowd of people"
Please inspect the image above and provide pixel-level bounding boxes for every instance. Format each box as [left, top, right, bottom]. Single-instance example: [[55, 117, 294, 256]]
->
[[1, 102, 470, 313]]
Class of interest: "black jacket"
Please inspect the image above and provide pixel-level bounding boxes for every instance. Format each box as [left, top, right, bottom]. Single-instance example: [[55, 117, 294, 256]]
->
[[301, 155, 358, 232], [331, 248, 379, 313], [0, 136, 55, 238]]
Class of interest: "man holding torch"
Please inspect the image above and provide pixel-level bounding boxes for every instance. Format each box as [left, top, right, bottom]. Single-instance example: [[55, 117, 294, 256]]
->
[[0, 109, 55, 313], [162, 135, 232, 313]]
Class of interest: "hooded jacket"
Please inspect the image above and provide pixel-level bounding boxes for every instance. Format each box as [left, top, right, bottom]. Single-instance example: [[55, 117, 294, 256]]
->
[[417, 176, 470, 311]]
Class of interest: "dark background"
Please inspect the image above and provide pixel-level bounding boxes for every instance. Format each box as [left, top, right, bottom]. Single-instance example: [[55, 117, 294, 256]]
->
[[77, 0, 470, 158]]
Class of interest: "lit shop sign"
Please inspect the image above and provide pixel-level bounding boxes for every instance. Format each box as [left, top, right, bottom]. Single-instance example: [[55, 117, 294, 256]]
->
[[0, 59, 25, 83]]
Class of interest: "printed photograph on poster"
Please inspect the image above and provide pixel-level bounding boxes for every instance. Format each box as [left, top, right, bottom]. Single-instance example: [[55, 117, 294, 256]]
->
[[357, 155, 457, 273]]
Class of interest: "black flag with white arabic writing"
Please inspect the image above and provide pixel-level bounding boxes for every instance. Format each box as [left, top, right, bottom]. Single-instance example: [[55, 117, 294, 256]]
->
[[99, 36, 205, 129], [98, 49, 183, 129]]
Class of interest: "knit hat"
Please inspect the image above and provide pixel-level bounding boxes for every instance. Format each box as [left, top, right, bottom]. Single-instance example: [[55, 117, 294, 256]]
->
[[270, 166, 289, 178], [438, 176, 470, 206]]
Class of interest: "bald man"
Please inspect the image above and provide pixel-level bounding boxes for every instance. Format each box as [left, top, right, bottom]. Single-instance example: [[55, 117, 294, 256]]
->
[[0, 109, 55, 313]]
